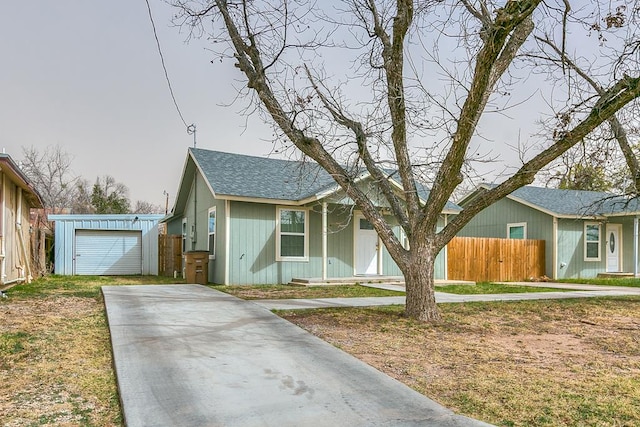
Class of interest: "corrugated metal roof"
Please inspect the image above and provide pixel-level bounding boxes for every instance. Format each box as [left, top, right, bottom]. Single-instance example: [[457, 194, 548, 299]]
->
[[189, 148, 462, 212]]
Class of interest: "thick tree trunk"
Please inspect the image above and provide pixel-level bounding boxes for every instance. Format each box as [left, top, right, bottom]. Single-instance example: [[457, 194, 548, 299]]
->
[[403, 243, 440, 322]]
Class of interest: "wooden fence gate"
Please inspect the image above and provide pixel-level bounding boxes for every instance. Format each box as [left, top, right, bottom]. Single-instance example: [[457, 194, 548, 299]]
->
[[158, 234, 182, 277], [447, 237, 545, 282]]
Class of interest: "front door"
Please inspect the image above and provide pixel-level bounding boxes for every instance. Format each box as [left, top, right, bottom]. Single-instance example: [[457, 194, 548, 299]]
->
[[606, 224, 622, 272], [355, 214, 379, 275]]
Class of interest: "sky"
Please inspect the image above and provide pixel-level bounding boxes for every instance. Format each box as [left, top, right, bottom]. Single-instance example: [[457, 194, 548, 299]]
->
[[1, 2, 623, 210], [0, 1, 272, 209]]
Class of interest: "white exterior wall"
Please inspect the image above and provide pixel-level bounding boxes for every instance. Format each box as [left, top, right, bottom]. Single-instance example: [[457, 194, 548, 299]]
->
[[49, 214, 163, 275]]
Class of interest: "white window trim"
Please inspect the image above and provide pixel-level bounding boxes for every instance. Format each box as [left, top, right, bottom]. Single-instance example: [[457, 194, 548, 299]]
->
[[400, 227, 410, 250], [276, 206, 309, 262], [584, 222, 602, 262], [181, 218, 188, 253], [507, 222, 527, 239], [208, 206, 216, 260]]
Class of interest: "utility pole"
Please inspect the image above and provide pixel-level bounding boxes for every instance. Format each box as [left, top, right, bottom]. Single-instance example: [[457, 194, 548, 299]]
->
[[163, 190, 169, 215]]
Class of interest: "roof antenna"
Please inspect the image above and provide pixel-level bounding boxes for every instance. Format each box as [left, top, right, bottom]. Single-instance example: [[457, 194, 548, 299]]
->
[[187, 124, 197, 148]]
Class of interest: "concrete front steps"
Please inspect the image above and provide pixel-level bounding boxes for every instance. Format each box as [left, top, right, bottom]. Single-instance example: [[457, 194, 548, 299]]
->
[[288, 276, 475, 287], [597, 272, 636, 278]]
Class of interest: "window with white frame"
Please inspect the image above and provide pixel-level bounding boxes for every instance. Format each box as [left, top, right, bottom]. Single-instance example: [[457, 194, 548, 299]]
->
[[507, 222, 527, 239], [584, 222, 601, 261], [277, 207, 308, 261], [208, 207, 216, 259]]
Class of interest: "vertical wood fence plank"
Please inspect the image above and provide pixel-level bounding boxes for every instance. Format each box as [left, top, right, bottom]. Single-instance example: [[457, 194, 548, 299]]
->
[[158, 234, 183, 277], [447, 237, 545, 282]]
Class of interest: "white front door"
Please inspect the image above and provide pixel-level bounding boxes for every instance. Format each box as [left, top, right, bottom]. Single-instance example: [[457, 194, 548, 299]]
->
[[355, 214, 379, 275], [606, 224, 622, 272]]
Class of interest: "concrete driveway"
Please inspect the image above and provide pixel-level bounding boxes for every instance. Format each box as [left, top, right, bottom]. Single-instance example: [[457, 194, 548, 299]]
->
[[103, 285, 492, 427]]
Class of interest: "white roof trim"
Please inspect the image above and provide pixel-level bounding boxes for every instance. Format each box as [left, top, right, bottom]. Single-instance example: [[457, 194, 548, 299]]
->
[[214, 194, 300, 206]]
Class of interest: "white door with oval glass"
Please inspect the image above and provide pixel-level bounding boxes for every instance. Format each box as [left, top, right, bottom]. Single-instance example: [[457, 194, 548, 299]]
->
[[605, 224, 622, 273]]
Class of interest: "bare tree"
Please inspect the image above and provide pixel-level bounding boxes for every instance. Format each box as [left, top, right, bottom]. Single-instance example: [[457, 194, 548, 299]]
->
[[133, 200, 164, 214], [20, 145, 79, 211], [172, 1, 640, 321], [71, 178, 94, 214], [533, 33, 640, 192]]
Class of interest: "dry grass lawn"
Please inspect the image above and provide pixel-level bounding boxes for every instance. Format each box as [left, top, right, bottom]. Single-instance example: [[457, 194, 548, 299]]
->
[[2, 277, 638, 426], [280, 297, 640, 427], [0, 296, 120, 426], [0, 275, 181, 426]]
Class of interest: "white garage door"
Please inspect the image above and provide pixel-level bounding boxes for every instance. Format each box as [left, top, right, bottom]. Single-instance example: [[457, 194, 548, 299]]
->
[[75, 230, 142, 275]]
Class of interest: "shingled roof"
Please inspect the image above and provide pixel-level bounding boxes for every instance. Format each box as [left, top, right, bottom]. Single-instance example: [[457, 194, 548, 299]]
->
[[191, 148, 336, 201], [188, 148, 461, 212], [468, 184, 640, 217]]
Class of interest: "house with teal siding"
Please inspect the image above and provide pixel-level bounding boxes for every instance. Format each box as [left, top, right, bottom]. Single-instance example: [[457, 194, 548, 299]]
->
[[458, 184, 640, 279], [162, 148, 460, 285]]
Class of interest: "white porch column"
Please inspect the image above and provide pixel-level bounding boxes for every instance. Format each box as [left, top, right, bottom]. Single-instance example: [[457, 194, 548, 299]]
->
[[224, 200, 231, 285], [634, 216, 638, 277], [322, 202, 328, 281], [552, 217, 558, 280]]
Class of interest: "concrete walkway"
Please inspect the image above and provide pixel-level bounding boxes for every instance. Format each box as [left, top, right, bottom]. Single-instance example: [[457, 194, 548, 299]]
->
[[103, 285, 492, 427], [255, 282, 640, 310]]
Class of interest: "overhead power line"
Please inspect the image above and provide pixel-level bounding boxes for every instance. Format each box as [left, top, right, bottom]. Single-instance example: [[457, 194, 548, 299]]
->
[[144, 0, 195, 143]]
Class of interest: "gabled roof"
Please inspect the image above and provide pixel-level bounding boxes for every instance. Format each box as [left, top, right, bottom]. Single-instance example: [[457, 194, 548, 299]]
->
[[191, 148, 337, 201], [0, 154, 44, 209], [169, 148, 461, 217], [460, 184, 640, 218]]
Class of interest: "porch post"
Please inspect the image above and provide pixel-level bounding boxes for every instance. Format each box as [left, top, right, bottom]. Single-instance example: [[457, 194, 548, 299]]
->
[[224, 200, 231, 285], [322, 202, 328, 281], [552, 217, 558, 280], [634, 216, 638, 277]]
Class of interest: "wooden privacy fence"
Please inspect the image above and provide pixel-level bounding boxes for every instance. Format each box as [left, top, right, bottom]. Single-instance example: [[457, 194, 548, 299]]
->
[[158, 234, 182, 277], [447, 237, 545, 282]]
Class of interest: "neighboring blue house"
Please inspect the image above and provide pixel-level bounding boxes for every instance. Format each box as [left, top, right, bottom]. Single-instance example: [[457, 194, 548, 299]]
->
[[458, 184, 640, 279], [162, 148, 461, 285]]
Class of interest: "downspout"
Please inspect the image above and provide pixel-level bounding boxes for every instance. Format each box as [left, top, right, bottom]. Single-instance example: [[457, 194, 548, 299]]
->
[[634, 216, 638, 277], [552, 216, 558, 280], [224, 200, 230, 285], [322, 202, 327, 281]]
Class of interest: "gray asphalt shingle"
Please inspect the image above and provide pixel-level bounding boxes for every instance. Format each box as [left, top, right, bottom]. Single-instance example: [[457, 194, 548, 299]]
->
[[190, 148, 462, 211], [192, 148, 335, 201], [509, 186, 640, 216]]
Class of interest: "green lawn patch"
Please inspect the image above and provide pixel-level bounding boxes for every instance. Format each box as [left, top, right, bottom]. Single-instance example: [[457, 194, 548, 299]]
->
[[436, 282, 569, 294], [557, 277, 640, 288], [209, 284, 405, 299], [5, 275, 185, 299]]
